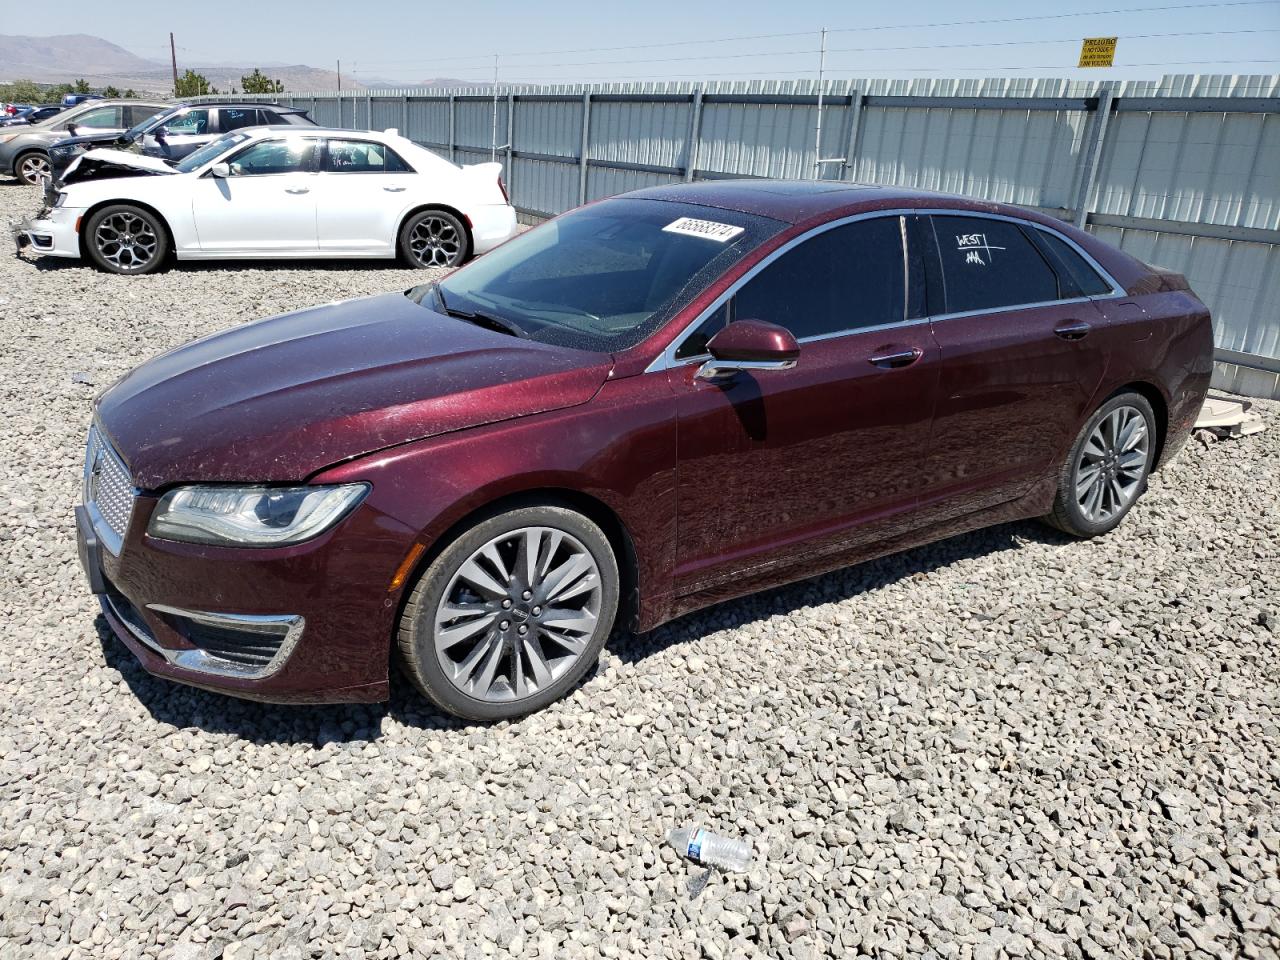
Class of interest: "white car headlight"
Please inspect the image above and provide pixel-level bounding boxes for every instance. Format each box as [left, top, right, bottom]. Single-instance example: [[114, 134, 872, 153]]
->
[[148, 484, 369, 547]]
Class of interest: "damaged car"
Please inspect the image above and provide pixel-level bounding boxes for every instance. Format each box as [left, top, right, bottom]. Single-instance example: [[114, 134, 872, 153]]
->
[[17, 125, 517, 274]]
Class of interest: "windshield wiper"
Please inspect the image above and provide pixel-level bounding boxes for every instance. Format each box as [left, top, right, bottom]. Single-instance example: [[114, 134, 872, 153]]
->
[[433, 285, 528, 339]]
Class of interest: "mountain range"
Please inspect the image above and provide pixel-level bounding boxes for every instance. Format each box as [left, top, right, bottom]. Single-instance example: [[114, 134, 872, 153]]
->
[[0, 33, 358, 94]]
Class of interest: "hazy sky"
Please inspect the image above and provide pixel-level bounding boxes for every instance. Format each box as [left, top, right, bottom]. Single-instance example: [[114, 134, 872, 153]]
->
[[52, 0, 1280, 85]]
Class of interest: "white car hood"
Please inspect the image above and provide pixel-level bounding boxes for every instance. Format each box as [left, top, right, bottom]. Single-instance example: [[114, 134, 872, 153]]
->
[[63, 148, 177, 180]]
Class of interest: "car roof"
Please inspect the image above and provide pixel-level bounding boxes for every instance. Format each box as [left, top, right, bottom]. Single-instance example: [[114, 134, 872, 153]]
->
[[622, 180, 1064, 228], [176, 102, 305, 112]]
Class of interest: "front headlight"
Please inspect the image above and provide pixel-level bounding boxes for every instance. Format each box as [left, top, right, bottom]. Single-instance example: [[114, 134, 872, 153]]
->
[[148, 483, 369, 547]]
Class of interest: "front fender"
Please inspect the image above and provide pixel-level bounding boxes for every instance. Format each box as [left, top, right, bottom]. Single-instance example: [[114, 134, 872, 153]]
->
[[312, 373, 680, 631]]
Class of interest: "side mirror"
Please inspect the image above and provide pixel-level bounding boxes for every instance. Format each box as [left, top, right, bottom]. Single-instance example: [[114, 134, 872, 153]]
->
[[65, 122, 78, 135], [153, 127, 167, 140], [209, 162, 230, 178], [697, 319, 799, 381]]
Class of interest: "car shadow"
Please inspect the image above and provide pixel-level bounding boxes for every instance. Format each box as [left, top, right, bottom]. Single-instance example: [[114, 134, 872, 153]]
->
[[611, 518, 1071, 664], [95, 518, 1070, 745], [19, 254, 426, 274]]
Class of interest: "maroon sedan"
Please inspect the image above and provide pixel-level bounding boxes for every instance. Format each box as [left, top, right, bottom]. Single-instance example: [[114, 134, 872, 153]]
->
[[78, 181, 1213, 720]]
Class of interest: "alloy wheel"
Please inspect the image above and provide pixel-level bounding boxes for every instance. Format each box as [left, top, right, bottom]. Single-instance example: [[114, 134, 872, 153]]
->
[[433, 526, 602, 703], [1074, 404, 1150, 523], [94, 212, 159, 272], [408, 215, 462, 267], [18, 154, 50, 185]]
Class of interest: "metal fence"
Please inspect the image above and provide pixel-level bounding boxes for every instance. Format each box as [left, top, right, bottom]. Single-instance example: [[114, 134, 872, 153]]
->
[[198, 74, 1280, 398]]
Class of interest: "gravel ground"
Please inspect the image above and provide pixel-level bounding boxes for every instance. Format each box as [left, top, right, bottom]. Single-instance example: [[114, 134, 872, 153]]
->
[[1, 178, 1278, 960]]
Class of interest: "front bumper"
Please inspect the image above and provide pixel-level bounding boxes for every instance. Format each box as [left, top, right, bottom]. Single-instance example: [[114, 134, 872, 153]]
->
[[15, 204, 83, 258], [79, 486, 415, 705]]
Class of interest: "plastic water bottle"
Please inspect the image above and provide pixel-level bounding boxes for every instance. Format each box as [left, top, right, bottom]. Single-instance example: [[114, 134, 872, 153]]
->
[[667, 824, 752, 872]]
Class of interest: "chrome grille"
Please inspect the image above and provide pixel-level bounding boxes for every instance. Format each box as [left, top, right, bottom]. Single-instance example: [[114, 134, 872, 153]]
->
[[84, 426, 135, 552]]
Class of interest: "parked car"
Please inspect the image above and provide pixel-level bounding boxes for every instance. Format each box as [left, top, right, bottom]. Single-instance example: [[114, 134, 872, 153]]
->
[[0, 104, 67, 127], [62, 93, 104, 107], [19, 126, 516, 273], [141, 102, 314, 162], [45, 102, 309, 181], [0, 98, 168, 184], [75, 181, 1214, 719]]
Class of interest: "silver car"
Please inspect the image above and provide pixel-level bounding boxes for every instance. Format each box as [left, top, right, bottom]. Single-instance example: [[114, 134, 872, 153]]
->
[[0, 99, 168, 185]]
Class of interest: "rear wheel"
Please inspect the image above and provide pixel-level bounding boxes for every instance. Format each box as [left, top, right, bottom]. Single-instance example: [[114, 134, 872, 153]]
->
[[83, 204, 170, 275], [1043, 391, 1156, 537], [15, 151, 50, 186], [397, 504, 619, 720], [398, 209, 468, 268]]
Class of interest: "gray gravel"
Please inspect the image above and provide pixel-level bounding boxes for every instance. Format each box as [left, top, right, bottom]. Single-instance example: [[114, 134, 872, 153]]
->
[[1, 179, 1279, 960]]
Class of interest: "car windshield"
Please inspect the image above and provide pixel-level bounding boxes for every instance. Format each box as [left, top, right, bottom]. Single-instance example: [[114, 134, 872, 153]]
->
[[415, 197, 784, 353], [174, 132, 251, 173]]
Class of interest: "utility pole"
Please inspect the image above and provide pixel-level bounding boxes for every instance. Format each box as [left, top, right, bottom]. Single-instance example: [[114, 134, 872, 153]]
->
[[169, 32, 179, 95], [813, 27, 826, 180], [336, 59, 342, 92], [491, 54, 499, 161]]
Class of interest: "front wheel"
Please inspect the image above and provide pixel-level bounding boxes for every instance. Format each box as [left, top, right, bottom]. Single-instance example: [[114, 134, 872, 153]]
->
[[397, 504, 619, 721], [83, 204, 170, 275], [1043, 392, 1157, 537], [398, 209, 468, 268], [15, 151, 50, 186]]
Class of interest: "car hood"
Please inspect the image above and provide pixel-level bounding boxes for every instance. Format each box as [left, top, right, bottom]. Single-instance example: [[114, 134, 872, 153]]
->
[[64, 148, 175, 180], [51, 131, 127, 150], [96, 292, 614, 489]]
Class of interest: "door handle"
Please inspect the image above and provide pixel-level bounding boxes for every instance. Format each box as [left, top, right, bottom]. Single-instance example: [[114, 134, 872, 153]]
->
[[284, 186, 310, 195], [383, 185, 407, 192], [1054, 320, 1092, 341], [868, 347, 923, 369]]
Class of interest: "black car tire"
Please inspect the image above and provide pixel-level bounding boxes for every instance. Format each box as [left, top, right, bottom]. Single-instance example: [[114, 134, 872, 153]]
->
[[1042, 391, 1158, 538], [83, 204, 170, 275], [398, 209, 470, 269], [14, 150, 51, 186], [397, 503, 619, 721]]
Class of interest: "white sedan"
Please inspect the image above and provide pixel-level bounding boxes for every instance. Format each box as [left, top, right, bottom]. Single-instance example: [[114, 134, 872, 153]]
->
[[19, 126, 518, 275]]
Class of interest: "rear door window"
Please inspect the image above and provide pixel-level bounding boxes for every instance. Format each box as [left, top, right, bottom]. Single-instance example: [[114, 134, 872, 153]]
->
[[73, 106, 124, 130], [324, 138, 410, 173], [929, 215, 1058, 314], [219, 108, 263, 132]]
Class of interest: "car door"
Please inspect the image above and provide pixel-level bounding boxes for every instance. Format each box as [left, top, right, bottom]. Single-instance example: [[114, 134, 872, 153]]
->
[[189, 135, 320, 255], [314, 138, 413, 254], [146, 107, 213, 161], [916, 213, 1111, 520], [667, 214, 941, 596]]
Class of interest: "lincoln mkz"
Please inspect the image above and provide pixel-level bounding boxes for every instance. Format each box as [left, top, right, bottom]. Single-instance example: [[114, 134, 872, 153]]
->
[[77, 181, 1213, 719]]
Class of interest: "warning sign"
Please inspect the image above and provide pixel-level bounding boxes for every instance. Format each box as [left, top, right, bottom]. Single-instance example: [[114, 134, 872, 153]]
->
[[1078, 37, 1118, 68]]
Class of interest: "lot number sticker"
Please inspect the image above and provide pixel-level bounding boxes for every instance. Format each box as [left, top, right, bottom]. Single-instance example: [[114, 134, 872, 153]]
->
[[663, 218, 745, 242]]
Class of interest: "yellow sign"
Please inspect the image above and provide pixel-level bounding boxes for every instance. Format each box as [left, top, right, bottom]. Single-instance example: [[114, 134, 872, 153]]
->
[[1079, 37, 1118, 68]]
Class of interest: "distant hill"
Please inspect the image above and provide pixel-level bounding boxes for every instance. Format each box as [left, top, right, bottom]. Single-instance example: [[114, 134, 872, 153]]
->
[[0, 32, 157, 80], [0, 33, 360, 94]]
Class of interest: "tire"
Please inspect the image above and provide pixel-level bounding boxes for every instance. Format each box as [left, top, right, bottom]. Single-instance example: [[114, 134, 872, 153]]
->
[[1042, 391, 1157, 538], [398, 209, 469, 269], [14, 151, 50, 186], [397, 504, 619, 721], [83, 204, 170, 275]]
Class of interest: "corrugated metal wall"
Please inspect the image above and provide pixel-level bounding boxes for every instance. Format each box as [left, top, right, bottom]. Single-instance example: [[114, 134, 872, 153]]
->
[[199, 74, 1280, 398]]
